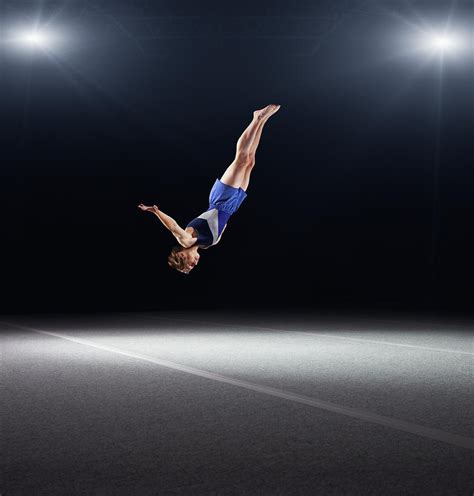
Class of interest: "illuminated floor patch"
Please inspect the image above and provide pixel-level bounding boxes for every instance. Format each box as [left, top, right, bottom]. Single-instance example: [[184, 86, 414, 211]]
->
[[131, 313, 474, 356], [3, 321, 473, 451]]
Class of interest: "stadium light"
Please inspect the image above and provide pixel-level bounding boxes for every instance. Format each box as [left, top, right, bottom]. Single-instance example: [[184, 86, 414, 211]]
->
[[423, 32, 462, 55], [17, 29, 52, 49], [21, 31, 50, 47], [393, 24, 469, 61]]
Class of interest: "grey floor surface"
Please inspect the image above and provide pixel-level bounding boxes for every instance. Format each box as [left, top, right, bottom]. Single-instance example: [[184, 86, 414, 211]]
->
[[1, 311, 473, 495]]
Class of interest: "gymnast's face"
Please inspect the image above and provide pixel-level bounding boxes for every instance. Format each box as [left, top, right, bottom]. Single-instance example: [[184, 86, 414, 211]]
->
[[179, 249, 200, 273]]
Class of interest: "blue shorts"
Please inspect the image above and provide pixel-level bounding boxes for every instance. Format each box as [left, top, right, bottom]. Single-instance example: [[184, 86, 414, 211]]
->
[[208, 178, 247, 215]]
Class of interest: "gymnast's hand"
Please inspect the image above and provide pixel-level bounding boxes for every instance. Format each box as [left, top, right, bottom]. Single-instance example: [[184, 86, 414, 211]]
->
[[138, 204, 159, 213]]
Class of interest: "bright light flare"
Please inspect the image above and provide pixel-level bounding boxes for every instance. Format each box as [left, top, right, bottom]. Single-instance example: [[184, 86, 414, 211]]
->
[[425, 33, 461, 54], [12, 28, 56, 50], [394, 24, 469, 62], [21, 31, 50, 47]]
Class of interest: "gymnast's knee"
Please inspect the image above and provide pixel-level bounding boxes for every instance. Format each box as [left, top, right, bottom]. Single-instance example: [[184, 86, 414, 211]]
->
[[235, 151, 254, 168]]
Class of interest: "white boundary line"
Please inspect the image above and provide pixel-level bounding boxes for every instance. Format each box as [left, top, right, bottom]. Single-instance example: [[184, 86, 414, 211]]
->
[[132, 313, 474, 356], [2, 321, 473, 451]]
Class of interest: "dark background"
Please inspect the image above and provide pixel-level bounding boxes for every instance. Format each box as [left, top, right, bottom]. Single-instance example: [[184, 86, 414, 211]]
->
[[1, 0, 473, 314]]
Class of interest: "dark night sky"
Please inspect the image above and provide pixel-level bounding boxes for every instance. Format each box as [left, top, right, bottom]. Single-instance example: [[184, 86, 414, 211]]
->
[[1, 0, 473, 313]]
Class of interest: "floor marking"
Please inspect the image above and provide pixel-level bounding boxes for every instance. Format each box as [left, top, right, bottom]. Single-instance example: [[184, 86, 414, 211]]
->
[[350, 315, 474, 331], [3, 321, 473, 451], [129, 313, 474, 356]]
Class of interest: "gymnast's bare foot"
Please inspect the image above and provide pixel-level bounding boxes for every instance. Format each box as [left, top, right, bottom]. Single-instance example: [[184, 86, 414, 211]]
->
[[253, 104, 281, 121]]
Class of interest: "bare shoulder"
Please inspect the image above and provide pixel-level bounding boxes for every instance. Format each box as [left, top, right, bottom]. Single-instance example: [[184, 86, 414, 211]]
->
[[175, 226, 197, 248], [178, 237, 196, 248]]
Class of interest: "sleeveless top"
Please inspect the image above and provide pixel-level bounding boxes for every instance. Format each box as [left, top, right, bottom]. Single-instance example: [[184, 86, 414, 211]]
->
[[186, 208, 232, 249]]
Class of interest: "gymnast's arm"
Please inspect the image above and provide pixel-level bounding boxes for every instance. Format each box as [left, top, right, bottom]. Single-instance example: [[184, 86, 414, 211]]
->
[[138, 204, 195, 247]]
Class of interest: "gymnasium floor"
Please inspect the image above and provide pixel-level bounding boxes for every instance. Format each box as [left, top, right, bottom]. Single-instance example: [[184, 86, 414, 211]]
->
[[1, 310, 473, 495]]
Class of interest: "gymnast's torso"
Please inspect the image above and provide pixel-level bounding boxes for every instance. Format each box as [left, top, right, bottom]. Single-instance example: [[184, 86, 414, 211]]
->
[[185, 208, 231, 249]]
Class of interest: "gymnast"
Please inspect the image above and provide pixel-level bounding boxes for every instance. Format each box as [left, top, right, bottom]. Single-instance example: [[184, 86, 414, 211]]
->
[[138, 104, 281, 274]]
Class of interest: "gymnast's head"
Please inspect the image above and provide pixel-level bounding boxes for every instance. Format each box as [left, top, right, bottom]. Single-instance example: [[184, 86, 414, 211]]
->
[[167, 246, 200, 274]]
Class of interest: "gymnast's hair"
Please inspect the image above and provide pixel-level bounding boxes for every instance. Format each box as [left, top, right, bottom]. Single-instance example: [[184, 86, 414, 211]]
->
[[167, 246, 190, 274]]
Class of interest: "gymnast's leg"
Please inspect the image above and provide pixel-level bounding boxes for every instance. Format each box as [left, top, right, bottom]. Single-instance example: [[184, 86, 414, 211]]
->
[[239, 106, 278, 191], [220, 104, 280, 189]]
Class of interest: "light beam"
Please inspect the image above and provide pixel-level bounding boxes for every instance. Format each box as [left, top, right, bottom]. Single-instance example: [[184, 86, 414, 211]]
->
[[14, 29, 55, 50], [424, 32, 461, 54]]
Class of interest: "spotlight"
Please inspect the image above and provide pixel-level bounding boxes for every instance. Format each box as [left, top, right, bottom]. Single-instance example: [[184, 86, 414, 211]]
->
[[22, 31, 49, 47], [423, 32, 462, 55], [430, 35, 455, 51], [15, 29, 54, 50]]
